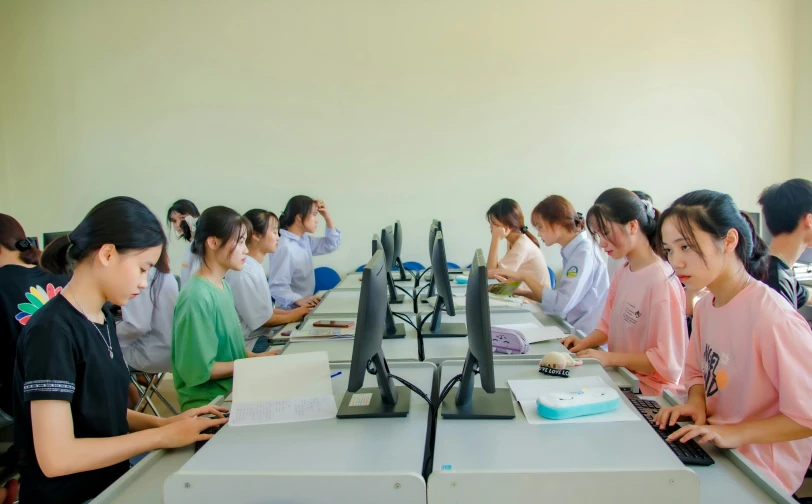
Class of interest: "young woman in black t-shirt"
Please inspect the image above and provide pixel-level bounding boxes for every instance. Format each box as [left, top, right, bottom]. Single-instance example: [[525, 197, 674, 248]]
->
[[12, 197, 227, 504]]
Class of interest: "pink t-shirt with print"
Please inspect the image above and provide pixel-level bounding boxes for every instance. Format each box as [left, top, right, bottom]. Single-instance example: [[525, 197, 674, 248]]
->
[[597, 259, 687, 396], [685, 280, 812, 494]]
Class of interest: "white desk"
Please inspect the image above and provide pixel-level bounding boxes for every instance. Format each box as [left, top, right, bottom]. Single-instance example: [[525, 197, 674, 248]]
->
[[311, 289, 416, 315], [420, 310, 569, 364], [428, 360, 793, 504], [282, 315, 420, 363], [336, 271, 415, 290], [96, 362, 435, 504]]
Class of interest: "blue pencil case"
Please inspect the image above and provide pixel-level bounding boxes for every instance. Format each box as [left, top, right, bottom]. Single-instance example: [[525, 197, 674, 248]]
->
[[536, 387, 621, 420]]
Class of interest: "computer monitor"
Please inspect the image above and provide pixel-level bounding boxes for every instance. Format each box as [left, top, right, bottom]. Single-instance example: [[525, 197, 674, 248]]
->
[[744, 211, 772, 245], [441, 249, 515, 419], [422, 231, 467, 338], [336, 250, 410, 419], [393, 220, 409, 281], [380, 226, 405, 304], [43, 231, 69, 248], [419, 220, 442, 304], [372, 234, 407, 339]]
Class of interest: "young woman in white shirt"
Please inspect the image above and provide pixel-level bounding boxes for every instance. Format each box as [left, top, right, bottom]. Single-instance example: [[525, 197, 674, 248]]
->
[[226, 210, 311, 352]]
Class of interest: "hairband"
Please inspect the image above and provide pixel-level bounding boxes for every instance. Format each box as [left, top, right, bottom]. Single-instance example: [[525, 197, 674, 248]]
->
[[14, 239, 32, 251], [520, 226, 529, 233]]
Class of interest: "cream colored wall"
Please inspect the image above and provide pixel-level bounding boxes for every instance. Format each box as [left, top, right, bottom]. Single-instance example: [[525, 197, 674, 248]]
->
[[0, 0, 798, 275], [793, 0, 812, 180]]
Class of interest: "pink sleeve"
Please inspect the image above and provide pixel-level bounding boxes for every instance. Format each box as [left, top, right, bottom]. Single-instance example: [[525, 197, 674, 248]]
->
[[683, 312, 704, 391], [498, 243, 526, 271], [644, 287, 688, 385], [759, 317, 812, 430], [595, 272, 618, 335]]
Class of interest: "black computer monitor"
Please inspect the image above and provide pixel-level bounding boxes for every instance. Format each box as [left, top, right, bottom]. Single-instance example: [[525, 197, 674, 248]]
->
[[441, 249, 515, 419], [744, 211, 772, 245], [419, 220, 442, 303], [380, 226, 406, 304], [422, 231, 467, 337], [372, 234, 407, 339], [43, 231, 69, 248], [337, 250, 410, 419], [393, 220, 409, 281]]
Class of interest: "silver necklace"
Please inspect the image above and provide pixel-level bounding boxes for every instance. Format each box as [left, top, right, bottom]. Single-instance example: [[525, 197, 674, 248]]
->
[[71, 291, 114, 359]]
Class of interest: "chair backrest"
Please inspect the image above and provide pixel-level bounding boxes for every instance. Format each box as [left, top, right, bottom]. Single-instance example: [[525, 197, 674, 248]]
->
[[548, 266, 556, 290], [314, 267, 341, 293], [400, 261, 425, 271], [447, 262, 461, 269], [355, 265, 365, 273]]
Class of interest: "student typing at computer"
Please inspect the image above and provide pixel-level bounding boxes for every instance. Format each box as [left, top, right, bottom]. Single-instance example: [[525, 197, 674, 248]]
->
[[655, 190, 812, 495], [172, 206, 279, 412], [757, 178, 812, 310], [485, 198, 550, 297], [268, 196, 341, 309], [493, 195, 609, 334], [12, 197, 227, 504], [561, 189, 688, 397], [225, 209, 310, 353]]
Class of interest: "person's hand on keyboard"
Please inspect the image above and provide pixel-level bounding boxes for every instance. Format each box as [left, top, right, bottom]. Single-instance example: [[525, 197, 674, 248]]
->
[[654, 402, 707, 430], [666, 424, 742, 449]]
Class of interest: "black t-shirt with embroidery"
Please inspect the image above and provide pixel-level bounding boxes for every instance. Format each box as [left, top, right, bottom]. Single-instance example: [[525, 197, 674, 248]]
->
[[12, 294, 130, 504], [765, 255, 809, 310], [0, 264, 68, 416]]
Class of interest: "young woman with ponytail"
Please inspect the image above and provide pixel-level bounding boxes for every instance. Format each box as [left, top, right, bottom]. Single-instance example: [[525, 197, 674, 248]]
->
[[485, 198, 550, 298], [561, 188, 688, 397], [493, 195, 610, 334], [12, 198, 227, 504], [655, 189, 812, 496], [0, 214, 69, 427]]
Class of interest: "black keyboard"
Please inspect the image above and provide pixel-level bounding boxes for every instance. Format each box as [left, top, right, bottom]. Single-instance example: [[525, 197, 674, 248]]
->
[[624, 391, 715, 466]]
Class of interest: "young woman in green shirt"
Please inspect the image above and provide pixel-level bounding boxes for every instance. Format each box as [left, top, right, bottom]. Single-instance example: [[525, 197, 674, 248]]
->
[[172, 206, 279, 411]]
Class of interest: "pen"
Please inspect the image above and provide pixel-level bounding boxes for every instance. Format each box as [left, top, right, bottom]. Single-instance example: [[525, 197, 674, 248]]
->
[[330, 372, 342, 378]]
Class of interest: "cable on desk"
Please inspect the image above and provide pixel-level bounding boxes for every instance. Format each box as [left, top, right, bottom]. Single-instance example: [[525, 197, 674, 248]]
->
[[364, 359, 434, 411]]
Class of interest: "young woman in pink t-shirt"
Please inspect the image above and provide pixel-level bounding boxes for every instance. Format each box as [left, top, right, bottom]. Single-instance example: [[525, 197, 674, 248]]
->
[[562, 188, 688, 396], [485, 198, 551, 297], [655, 189, 812, 495]]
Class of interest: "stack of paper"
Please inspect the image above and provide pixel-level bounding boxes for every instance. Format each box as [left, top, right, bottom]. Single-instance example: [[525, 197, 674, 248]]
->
[[229, 351, 338, 427], [507, 376, 641, 425], [493, 323, 565, 344]]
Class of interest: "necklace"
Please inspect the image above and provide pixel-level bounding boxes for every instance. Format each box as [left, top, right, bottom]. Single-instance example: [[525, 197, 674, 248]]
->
[[71, 291, 114, 359]]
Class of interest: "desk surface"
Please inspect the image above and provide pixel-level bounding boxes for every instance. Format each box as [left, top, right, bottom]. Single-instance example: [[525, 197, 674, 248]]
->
[[312, 289, 417, 315], [429, 360, 789, 504], [96, 362, 436, 504], [282, 315, 420, 362], [420, 310, 568, 363]]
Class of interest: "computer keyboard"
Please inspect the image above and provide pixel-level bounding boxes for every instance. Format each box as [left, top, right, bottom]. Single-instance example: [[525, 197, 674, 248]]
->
[[623, 391, 715, 466]]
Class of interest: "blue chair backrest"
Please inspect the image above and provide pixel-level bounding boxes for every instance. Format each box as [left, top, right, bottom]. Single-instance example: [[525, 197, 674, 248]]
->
[[399, 261, 425, 272], [314, 267, 341, 293], [355, 265, 365, 273], [548, 266, 556, 290], [447, 262, 461, 270]]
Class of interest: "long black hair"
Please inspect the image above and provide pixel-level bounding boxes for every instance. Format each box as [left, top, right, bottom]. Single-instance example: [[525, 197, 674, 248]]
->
[[587, 188, 660, 250], [656, 190, 768, 280], [191, 206, 250, 269], [41, 196, 166, 274], [166, 199, 200, 242], [278, 196, 316, 231]]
